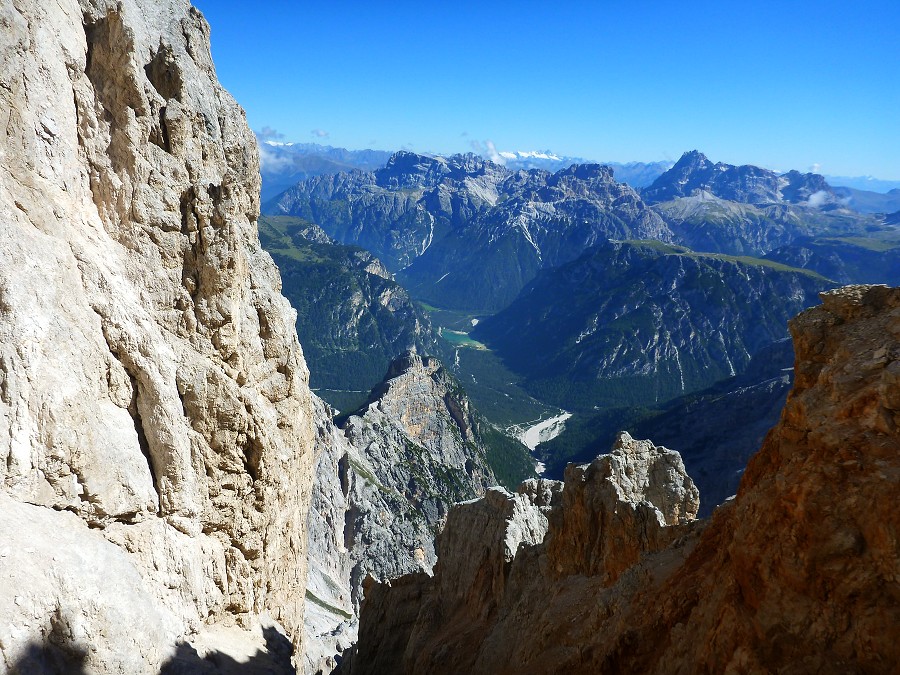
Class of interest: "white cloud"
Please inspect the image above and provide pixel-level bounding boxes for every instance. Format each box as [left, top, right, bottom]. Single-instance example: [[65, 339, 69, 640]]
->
[[311, 128, 329, 138], [469, 139, 505, 165], [256, 126, 284, 141], [808, 190, 829, 208], [258, 144, 296, 174], [809, 162, 821, 174]]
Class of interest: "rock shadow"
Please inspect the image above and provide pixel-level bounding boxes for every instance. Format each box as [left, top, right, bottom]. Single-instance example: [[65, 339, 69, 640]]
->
[[8, 625, 294, 675]]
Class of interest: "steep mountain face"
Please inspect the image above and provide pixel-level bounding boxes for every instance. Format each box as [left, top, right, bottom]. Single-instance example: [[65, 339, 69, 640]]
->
[[404, 163, 672, 310], [269, 153, 672, 311], [268, 152, 509, 271], [472, 240, 830, 409], [765, 236, 900, 286], [304, 352, 530, 673], [347, 284, 900, 674], [259, 215, 443, 412], [0, 1, 316, 671], [643, 150, 839, 206]]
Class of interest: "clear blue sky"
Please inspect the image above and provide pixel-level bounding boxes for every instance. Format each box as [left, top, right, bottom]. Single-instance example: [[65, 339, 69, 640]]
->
[[192, 0, 900, 179]]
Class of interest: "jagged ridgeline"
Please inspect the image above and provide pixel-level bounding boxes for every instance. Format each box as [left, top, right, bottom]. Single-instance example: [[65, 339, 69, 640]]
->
[[337, 352, 536, 490], [266, 152, 672, 312]]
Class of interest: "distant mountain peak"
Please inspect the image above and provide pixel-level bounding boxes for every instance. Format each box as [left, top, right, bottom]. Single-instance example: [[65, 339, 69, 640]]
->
[[644, 151, 838, 207], [498, 149, 564, 162], [556, 163, 615, 182], [676, 149, 710, 164]]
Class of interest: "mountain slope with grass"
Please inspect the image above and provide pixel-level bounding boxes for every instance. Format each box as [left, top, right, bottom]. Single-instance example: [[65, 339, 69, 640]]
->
[[259, 215, 444, 411], [472, 240, 831, 410]]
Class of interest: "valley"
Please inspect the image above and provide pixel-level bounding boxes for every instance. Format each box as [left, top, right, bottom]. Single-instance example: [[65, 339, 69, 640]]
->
[[258, 147, 897, 502], [259, 147, 899, 670], [2, 2, 896, 672]]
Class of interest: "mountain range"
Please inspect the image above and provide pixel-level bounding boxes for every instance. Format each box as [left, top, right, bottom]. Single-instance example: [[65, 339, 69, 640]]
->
[[259, 148, 897, 492], [257, 138, 393, 201], [267, 152, 673, 311], [4, 2, 898, 673], [490, 149, 671, 187]]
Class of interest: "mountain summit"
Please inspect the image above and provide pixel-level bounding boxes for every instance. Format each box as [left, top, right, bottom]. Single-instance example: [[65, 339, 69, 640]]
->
[[643, 150, 839, 206]]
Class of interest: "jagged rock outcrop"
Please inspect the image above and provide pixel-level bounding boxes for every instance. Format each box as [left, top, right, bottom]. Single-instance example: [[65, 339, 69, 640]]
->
[[269, 153, 672, 311], [304, 352, 515, 673], [347, 285, 900, 674], [0, 1, 315, 671], [346, 432, 699, 673]]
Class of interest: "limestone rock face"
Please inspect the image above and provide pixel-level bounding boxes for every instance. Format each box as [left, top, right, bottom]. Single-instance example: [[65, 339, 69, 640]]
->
[[0, 0, 315, 670], [547, 432, 698, 585], [304, 352, 501, 673], [346, 285, 900, 674]]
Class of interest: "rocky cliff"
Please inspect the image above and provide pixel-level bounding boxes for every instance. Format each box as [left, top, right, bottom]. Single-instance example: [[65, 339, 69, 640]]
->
[[347, 285, 900, 673], [346, 432, 700, 673], [0, 0, 315, 671], [304, 352, 515, 673]]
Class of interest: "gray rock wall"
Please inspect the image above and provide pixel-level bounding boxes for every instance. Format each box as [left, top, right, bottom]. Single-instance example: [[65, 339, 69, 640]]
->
[[0, 0, 316, 670], [304, 353, 500, 673]]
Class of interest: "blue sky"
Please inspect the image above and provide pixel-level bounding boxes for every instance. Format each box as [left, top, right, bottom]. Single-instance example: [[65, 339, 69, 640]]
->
[[192, 1, 900, 179]]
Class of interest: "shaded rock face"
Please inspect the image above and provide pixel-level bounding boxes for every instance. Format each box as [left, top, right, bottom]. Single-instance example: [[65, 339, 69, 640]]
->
[[304, 352, 501, 673], [0, 0, 315, 671], [347, 285, 900, 674]]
